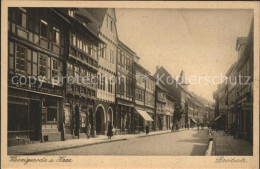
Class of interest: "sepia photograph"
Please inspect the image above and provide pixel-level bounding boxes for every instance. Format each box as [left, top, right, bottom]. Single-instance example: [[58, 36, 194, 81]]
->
[[1, 1, 259, 169]]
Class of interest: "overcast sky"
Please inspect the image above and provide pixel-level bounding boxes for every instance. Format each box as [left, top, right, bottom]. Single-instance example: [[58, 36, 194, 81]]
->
[[115, 8, 253, 102]]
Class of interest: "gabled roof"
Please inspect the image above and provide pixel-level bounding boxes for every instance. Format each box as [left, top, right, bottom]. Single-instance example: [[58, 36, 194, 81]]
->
[[85, 8, 108, 28]]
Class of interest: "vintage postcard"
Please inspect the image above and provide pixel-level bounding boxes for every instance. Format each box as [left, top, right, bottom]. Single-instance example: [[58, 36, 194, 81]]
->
[[1, 1, 259, 169]]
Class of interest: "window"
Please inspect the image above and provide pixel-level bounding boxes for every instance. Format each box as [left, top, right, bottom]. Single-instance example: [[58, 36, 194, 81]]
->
[[26, 49, 31, 75], [74, 66, 80, 82], [40, 19, 48, 38], [9, 41, 14, 71], [92, 45, 97, 59], [97, 74, 101, 89], [51, 58, 58, 78], [126, 55, 129, 69], [53, 27, 60, 45], [16, 45, 26, 73], [47, 108, 57, 122], [68, 9, 75, 17], [17, 8, 27, 28], [110, 20, 113, 32], [129, 79, 133, 97], [110, 49, 114, 63], [77, 38, 83, 50], [108, 79, 113, 93], [130, 58, 133, 70], [106, 16, 109, 28], [121, 51, 125, 66], [117, 50, 121, 64], [38, 54, 47, 77], [71, 34, 76, 46], [32, 51, 38, 76], [102, 75, 106, 91]]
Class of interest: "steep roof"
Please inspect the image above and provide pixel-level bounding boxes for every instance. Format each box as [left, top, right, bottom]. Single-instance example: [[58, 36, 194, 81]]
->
[[236, 37, 247, 50], [85, 8, 108, 28]]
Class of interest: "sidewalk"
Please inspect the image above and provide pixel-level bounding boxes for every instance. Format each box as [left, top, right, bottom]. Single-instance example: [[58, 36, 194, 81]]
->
[[8, 130, 172, 155], [211, 130, 253, 156]]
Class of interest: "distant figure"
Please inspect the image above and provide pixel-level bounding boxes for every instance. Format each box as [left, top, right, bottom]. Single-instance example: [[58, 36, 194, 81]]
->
[[86, 123, 91, 139], [197, 123, 200, 130], [107, 122, 113, 139], [145, 124, 150, 135], [182, 125, 184, 129], [176, 124, 179, 131]]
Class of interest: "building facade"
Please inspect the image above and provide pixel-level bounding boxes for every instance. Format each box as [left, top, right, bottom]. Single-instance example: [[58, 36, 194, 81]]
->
[[155, 84, 167, 130], [8, 8, 69, 145], [86, 8, 118, 135], [134, 61, 154, 133], [213, 19, 253, 142], [116, 41, 135, 134], [145, 75, 156, 131], [59, 8, 104, 139]]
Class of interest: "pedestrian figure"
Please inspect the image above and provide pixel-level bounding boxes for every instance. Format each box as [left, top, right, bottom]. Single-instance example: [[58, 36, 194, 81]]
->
[[182, 125, 183, 130], [145, 124, 150, 135], [86, 123, 91, 139], [176, 124, 179, 131], [107, 122, 113, 139], [197, 123, 200, 130]]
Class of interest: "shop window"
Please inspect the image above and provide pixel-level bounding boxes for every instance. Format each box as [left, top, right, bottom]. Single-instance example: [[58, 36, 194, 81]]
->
[[47, 108, 57, 122], [40, 19, 48, 38]]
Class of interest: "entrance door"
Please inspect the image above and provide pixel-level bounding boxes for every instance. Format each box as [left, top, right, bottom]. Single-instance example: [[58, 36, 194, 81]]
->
[[29, 100, 41, 141], [96, 107, 104, 135]]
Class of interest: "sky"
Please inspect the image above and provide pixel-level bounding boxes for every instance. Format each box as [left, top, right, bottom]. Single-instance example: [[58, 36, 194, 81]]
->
[[115, 8, 253, 102]]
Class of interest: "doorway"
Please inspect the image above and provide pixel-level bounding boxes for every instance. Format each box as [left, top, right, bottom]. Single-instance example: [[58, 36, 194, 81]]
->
[[29, 100, 41, 141], [96, 106, 105, 135]]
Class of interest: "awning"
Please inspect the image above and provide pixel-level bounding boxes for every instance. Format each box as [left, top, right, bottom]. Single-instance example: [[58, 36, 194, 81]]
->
[[136, 109, 154, 121], [191, 118, 197, 124], [214, 115, 222, 121]]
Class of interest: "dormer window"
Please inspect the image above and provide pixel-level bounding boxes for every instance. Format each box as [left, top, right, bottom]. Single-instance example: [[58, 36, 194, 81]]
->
[[68, 9, 75, 17]]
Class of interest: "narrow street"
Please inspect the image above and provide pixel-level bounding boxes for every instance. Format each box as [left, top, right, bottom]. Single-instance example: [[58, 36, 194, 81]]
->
[[44, 129, 209, 155]]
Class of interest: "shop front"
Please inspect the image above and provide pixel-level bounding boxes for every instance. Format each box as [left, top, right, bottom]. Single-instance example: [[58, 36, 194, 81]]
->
[[8, 86, 63, 146], [135, 108, 154, 133], [116, 100, 134, 134]]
